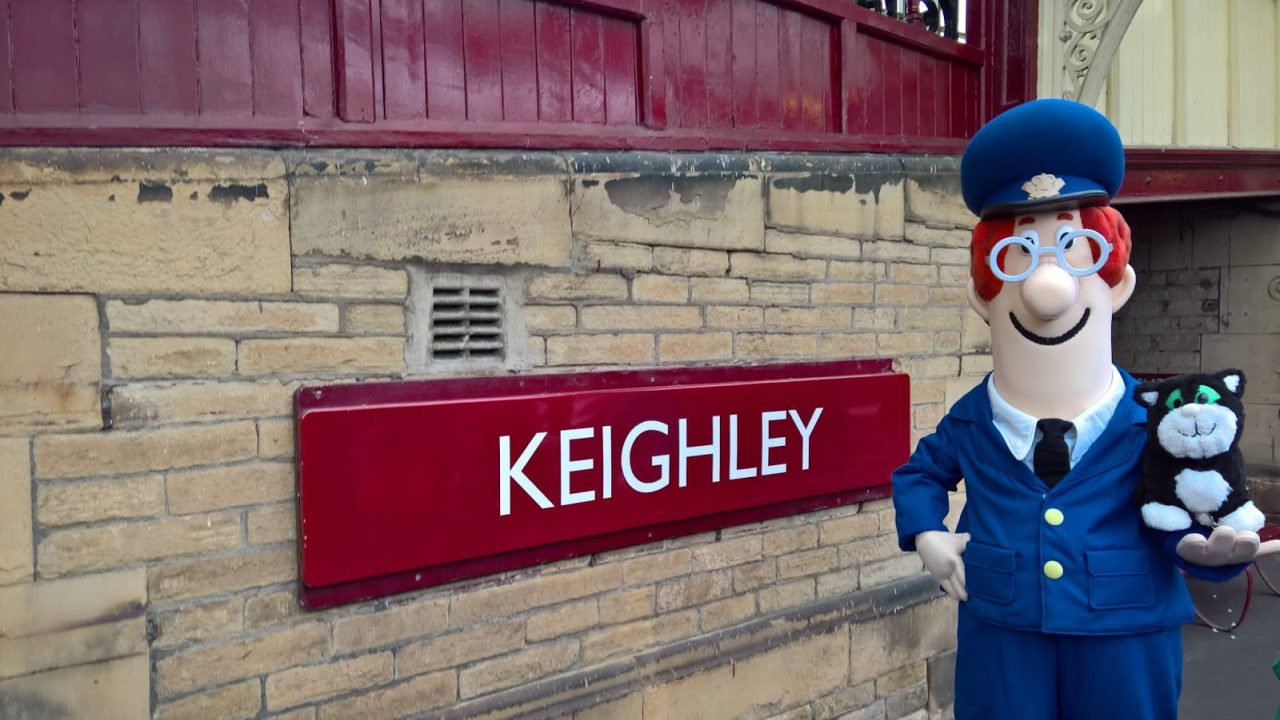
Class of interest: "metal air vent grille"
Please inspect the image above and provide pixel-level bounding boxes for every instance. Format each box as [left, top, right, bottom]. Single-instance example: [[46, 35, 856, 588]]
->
[[430, 285, 504, 361]]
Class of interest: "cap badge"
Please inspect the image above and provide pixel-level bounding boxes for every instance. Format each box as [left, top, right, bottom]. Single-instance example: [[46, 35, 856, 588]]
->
[[1022, 173, 1066, 200]]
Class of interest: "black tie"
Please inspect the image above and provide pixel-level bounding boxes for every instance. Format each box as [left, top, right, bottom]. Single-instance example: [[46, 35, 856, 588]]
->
[[1034, 419, 1073, 488]]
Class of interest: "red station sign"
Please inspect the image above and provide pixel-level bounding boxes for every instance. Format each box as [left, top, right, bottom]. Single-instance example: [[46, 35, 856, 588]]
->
[[296, 360, 909, 608]]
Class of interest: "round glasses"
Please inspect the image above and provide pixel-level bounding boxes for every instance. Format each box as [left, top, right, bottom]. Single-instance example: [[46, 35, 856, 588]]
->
[[989, 226, 1112, 283]]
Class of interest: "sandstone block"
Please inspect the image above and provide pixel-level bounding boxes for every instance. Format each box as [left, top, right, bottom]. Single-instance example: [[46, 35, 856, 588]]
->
[[0, 605, 146, 680], [813, 681, 876, 720], [633, 274, 690, 303], [737, 333, 817, 359], [149, 545, 296, 602], [573, 174, 765, 250], [848, 598, 956, 686], [622, 549, 692, 586], [523, 305, 577, 332], [0, 439, 32, 584], [690, 535, 763, 572], [811, 282, 874, 305], [579, 241, 654, 272], [699, 593, 757, 631], [820, 333, 877, 358], [0, 568, 145, 638], [579, 305, 702, 330], [767, 171, 904, 240], [658, 333, 733, 363], [527, 273, 629, 301], [599, 587, 655, 625], [109, 337, 236, 380], [258, 418, 295, 460], [166, 461, 295, 514], [545, 334, 654, 366], [816, 567, 861, 598], [0, 656, 149, 720], [0, 179, 290, 294], [877, 662, 927, 696], [293, 264, 408, 300], [0, 294, 101, 434], [107, 299, 339, 335], [903, 163, 974, 227], [239, 338, 405, 375], [35, 421, 258, 479], [878, 333, 933, 355], [450, 564, 621, 626], [397, 619, 524, 676], [581, 610, 698, 662], [749, 282, 810, 305], [875, 285, 929, 306], [762, 526, 819, 556], [155, 680, 261, 720], [837, 534, 900, 568], [691, 278, 749, 303], [863, 242, 929, 263], [820, 513, 878, 546], [765, 229, 863, 260], [267, 653, 394, 710], [778, 547, 839, 580], [317, 671, 456, 720], [332, 597, 448, 654], [153, 598, 242, 650], [642, 628, 848, 718], [292, 175, 571, 267], [733, 559, 778, 592], [156, 622, 329, 696], [527, 598, 599, 641], [765, 307, 851, 330], [654, 247, 731, 276], [757, 578, 817, 612], [458, 639, 580, 698], [656, 570, 732, 611], [830, 260, 888, 282], [706, 305, 764, 329], [890, 263, 939, 284], [248, 502, 297, 545], [731, 252, 827, 282], [345, 304, 406, 334], [39, 512, 241, 577], [36, 474, 165, 527], [245, 590, 304, 630], [904, 223, 970, 248]]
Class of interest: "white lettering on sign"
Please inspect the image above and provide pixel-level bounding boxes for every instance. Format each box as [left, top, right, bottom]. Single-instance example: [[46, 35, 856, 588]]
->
[[499, 408, 823, 516]]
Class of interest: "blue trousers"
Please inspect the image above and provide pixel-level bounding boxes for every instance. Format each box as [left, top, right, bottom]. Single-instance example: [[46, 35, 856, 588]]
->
[[955, 606, 1182, 720]]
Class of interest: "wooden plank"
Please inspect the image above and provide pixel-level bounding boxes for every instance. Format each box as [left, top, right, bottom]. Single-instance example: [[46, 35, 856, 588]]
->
[[1228, 0, 1277, 148], [197, 0, 254, 115], [640, 17, 667, 128], [426, 0, 467, 120], [464, 0, 504, 121], [602, 17, 639, 126], [571, 9, 607, 123], [900, 43, 921, 137], [499, 0, 538, 122], [251, 0, 304, 118], [839, 19, 859, 134], [10, 0, 77, 112], [660, 0, 681, 127], [859, 34, 884, 135], [948, 62, 965, 139], [798, 15, 826, 133], [704, 0, 733, 128], [677, 0, 707, 128], [777, 8, 801, 130], [381, 0, 426, 119], [882, 39, 902, 136], [731, 0, 758, 128], [536, 3, 573, 122], [139, 0, 198, 115], [755, 1, 780, 128], [823, 22, 837, 132], [300, 0, 336, 119], [78, 0, 140, 113], [0, 0, 11, 113]]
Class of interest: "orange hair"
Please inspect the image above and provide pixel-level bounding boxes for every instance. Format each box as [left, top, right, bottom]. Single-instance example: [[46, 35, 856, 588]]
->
[[969, 204, 1131, 301]]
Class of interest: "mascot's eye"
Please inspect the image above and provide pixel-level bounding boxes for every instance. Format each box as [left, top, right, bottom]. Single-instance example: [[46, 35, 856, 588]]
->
[[1056, 225, 1075, 250], [1165, 389, 1184, 410], [1194, 384, 1221, 405]]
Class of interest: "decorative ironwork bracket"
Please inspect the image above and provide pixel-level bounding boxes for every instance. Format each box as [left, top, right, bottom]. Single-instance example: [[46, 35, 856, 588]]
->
[[1055, 0, 1144, 105]]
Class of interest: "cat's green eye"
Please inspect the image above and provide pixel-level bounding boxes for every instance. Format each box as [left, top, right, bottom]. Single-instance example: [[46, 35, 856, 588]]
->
[[1194, 384, 1221, 405], [1165, 389, 1184, 410]]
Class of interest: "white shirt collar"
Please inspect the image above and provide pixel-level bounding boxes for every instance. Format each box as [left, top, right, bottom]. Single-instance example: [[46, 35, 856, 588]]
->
[[986, 366, 1125, 467]]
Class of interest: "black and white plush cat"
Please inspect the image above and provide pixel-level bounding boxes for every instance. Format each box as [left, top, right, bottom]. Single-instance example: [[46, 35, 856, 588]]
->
[[1133, 369, 1264, 533]]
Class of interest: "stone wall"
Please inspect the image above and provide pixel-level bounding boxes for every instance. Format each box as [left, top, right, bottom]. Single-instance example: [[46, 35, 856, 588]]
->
[[0, 149, 984, 719]]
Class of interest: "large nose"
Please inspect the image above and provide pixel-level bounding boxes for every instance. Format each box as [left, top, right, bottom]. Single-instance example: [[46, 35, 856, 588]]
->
[[1019, 262, 1078, 320]]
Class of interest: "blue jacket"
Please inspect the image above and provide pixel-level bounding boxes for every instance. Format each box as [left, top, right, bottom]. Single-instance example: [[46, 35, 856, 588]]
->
[[893, 370, 1235, 636]]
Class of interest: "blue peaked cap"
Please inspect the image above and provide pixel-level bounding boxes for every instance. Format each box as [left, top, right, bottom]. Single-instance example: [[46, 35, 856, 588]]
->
[[961, 99, 1125, 218]]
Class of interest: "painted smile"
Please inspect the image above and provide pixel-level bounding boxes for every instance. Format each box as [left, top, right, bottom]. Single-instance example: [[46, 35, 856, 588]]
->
[[1009, 308, 1091, 346]]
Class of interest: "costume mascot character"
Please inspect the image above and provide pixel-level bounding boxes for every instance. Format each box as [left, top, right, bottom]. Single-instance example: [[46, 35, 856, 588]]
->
[[891, 98, 1280, 720]]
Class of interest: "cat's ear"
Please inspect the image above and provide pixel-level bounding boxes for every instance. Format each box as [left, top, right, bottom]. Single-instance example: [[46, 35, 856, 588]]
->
[[1215, 369, 1246, 398], [1134, 381, 1161, 408]]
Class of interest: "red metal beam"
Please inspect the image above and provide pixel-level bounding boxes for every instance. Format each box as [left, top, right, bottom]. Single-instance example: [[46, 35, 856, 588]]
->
[[1118, 148, 1280, 203]]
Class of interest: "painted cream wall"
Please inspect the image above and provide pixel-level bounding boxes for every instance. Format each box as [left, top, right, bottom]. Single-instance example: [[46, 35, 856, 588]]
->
[[1039, 0, 1280, 149]]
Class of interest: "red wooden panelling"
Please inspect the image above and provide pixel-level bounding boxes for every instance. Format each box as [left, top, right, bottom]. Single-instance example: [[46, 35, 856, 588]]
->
[[334, 0, 376, 122], [140, 0, 199, 115], [464, 0, 504, 121], [730, 1, 758, 128], [500, 0, 539, 122], [198, 0, 254, 115], [380, 0, 426, 119], [676, 0, 706, 128], [754, 2, 780, 128], [535, 3, 573, 122], [300, 0, 336, 118], [10, 0, 77, 112], [571, 10, 606, 123], [425, 0, 467, 120], [705, 0, 733, 129], [602, 16, 639, 125], [0, 0, 11, 114], [79, 0, 140, 114], [777, 9, 799, 130], [251, 0, 304, 118]]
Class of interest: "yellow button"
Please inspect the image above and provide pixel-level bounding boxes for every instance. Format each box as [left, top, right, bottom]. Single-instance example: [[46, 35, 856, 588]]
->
[[1044, 561, 1064, 580], [1044, 508, 1064, 526]]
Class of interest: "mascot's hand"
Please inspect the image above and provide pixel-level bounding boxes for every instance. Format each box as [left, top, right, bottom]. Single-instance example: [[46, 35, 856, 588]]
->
[[915, 530, 970, 601], [1176, 525, 1280, 566]]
